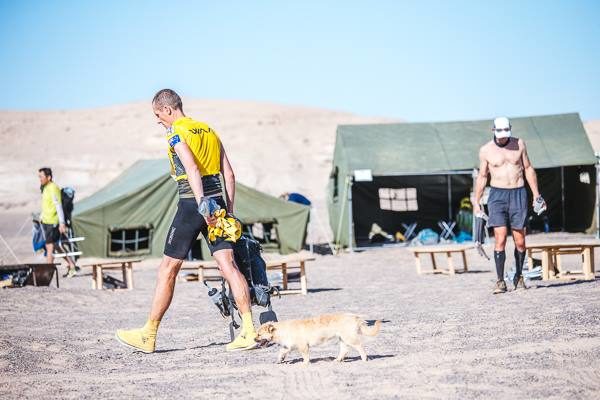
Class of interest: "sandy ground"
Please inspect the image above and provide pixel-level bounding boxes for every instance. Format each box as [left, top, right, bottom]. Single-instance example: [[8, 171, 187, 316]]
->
[[1, 235, 599, 399], [1, 104, 599, 399]]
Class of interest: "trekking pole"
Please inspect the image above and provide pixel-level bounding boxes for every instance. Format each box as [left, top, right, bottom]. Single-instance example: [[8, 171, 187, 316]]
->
[[0, 234, 21, 264]]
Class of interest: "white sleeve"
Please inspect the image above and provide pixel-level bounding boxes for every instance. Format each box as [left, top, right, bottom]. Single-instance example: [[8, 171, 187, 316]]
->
[[52, 193, 66, 225]]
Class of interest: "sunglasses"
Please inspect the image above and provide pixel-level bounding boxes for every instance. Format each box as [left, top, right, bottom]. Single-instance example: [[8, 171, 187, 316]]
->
[[493, 128, 511, 132]]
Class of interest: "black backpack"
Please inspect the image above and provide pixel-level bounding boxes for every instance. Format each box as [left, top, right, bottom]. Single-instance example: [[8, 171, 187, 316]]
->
[[232, 236, 270, 307], [61, 187, 75, 226]]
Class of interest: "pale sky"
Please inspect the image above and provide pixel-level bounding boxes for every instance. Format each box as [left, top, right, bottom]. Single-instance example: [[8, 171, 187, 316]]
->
[[1, 0, 599, 121]]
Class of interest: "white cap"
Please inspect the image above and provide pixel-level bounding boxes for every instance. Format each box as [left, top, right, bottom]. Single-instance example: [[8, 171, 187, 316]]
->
[[493, 116, 511, 138]]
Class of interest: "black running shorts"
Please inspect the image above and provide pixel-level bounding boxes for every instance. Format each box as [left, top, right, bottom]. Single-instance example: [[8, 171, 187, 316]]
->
[[487, 186, 528, 229], [42, 223, 61, 244], [163, 197, 233, 260]]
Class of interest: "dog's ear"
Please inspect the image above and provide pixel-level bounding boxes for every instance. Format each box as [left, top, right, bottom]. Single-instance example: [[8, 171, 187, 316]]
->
[[268, 323, 276, 333]]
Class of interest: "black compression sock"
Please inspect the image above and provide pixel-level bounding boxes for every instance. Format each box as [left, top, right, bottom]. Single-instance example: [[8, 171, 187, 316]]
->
[[514, 249, 526, 278], [494, 250, 506, 281]]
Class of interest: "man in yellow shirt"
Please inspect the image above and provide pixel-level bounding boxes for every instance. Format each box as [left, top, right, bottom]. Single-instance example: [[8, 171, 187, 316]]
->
[[38, 168, 77, 277], [116, 89, 257, 353]]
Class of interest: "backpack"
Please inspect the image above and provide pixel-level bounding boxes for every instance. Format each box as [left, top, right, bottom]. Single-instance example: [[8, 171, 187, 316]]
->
[[232, 236, 271, 307], [413, 228, 439, 245], [61, 187, 75, 226]]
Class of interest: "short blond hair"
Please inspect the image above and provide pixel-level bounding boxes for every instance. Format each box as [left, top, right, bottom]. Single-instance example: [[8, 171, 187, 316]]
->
[[152, 89, 182, 110]]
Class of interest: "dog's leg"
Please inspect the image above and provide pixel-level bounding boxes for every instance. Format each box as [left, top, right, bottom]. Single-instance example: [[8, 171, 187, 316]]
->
[[351, 342, 368, 362], [277, 347, 290, 364], [336, 342, 350, 362], [299, 345, 310, 365], [343, 336, 369, 362]]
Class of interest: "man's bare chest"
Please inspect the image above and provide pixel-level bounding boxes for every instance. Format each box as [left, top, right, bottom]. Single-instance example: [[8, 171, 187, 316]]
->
[[487, 147, 523, 168]]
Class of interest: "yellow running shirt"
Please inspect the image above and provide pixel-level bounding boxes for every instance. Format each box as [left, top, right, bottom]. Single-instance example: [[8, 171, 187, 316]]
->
[[41, 181, 62, 225], [166, 117, 222, 198]]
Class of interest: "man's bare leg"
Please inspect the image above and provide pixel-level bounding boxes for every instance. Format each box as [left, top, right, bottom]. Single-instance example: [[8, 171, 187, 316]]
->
[[45, 243, 54, 264], [115, 255, 182, 353], [511, 228, 528, 289], [58, 241, 77, 272], [493, 226, 509, 293], [213, 248, 257, 351], [149, 256, 184, 320]]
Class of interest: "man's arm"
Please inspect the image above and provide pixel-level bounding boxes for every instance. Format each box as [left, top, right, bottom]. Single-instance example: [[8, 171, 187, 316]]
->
[[220, 143, 236, 214], [173, 142, 205, 204], [51, 193, 67, 233], [474, 147, 489, 215], [521, 139, 541, 200]]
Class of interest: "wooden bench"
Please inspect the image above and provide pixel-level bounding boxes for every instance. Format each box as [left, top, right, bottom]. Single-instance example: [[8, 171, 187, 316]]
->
[[182, 255, 316, 295], [80, 259, 141, 290], [526, 241, 600, 281], [407, 244, 474, 275]]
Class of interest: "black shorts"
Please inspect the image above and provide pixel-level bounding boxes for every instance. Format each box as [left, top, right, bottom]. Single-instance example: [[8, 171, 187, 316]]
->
[[487, 186, 528, 229], [42, 223, 61, 244], [163, 197, 233, 260]]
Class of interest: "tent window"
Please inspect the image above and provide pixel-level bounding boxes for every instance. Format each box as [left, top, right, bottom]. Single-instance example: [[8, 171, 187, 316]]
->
[[378, 188, 418, 211], [109, 226, 152, 256]]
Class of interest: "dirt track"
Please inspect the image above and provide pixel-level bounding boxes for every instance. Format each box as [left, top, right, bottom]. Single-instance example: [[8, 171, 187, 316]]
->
[[1, 242, 600, 399]]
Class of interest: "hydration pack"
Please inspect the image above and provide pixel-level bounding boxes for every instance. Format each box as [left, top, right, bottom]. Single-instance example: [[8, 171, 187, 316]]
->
[[232, 236, 270, 307], [61, 187, 75, 226]]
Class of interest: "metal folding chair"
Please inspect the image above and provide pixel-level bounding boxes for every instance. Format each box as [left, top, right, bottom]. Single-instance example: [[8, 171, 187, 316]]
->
[[401, 222, 418, 241], [438, 221, 457, 241]]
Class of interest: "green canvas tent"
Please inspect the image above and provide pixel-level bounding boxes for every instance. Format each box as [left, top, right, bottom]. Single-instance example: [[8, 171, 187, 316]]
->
[[328, 113, 597, 248], [73, 159, 309, 258]]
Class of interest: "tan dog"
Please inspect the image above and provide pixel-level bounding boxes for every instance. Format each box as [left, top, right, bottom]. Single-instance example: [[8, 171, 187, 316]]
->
[[255, 313, 381, 364]]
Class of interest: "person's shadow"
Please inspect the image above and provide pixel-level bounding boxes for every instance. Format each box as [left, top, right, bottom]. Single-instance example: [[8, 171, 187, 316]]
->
[[154, 341, 228, 353]]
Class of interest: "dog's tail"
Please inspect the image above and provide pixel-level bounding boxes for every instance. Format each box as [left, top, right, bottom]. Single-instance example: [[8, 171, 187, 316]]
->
[[359, 320, 381, 336]]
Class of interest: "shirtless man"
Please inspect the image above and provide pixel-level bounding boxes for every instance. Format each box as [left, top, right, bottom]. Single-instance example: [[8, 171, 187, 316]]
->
[[473, 117, 546, 294]]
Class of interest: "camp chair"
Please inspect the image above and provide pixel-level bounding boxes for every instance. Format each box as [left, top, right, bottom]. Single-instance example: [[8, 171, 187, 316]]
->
[[438, 220, 457, 241], [401, 222, 418, 241]]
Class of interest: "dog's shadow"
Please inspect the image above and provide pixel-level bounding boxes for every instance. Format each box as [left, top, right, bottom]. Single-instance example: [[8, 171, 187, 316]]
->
[[285, 354, 394, 365], [365, 319, 392, 325]]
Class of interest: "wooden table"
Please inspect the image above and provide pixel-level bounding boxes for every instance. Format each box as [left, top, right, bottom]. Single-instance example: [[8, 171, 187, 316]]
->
[[80, 259, 141, 290], [0, 263, 60, 287], [526, 242, 600, 281], [407, 244, 474, 275], [184, 255, 315, 295]]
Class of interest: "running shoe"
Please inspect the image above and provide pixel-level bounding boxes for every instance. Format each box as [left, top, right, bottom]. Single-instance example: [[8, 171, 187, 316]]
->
[[115, 328, 156, 353], [513, 275, 528, 290], [63, 268, 77, 278], [493, 280, 507, 294], [226, 330, 258, 352]]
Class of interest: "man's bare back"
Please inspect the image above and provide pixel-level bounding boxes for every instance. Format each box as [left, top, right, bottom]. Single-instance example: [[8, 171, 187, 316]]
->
[[479, 137, 526, 189]]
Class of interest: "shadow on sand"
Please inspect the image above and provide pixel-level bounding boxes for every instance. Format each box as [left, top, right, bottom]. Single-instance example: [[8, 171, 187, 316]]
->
[[286, 354, 395, 364], [307, 288, 342, 293], [533, 279, 598, 289], [154, 342, 228, 353]]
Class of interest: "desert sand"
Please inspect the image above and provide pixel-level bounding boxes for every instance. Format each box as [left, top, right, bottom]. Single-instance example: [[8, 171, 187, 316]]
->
[[1, 237, 600, 399], [1, 104, 600, 399]]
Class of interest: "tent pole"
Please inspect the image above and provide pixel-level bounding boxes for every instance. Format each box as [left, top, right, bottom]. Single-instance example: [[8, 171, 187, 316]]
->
[[447, 175, 452, 221], [472, 169, 478, 238], [561, 166, 565, 231], [596, 155, 600, 239], [309, 207, 314, 254], [334, 177, 349, 252], [348, 177, 354, 252]]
